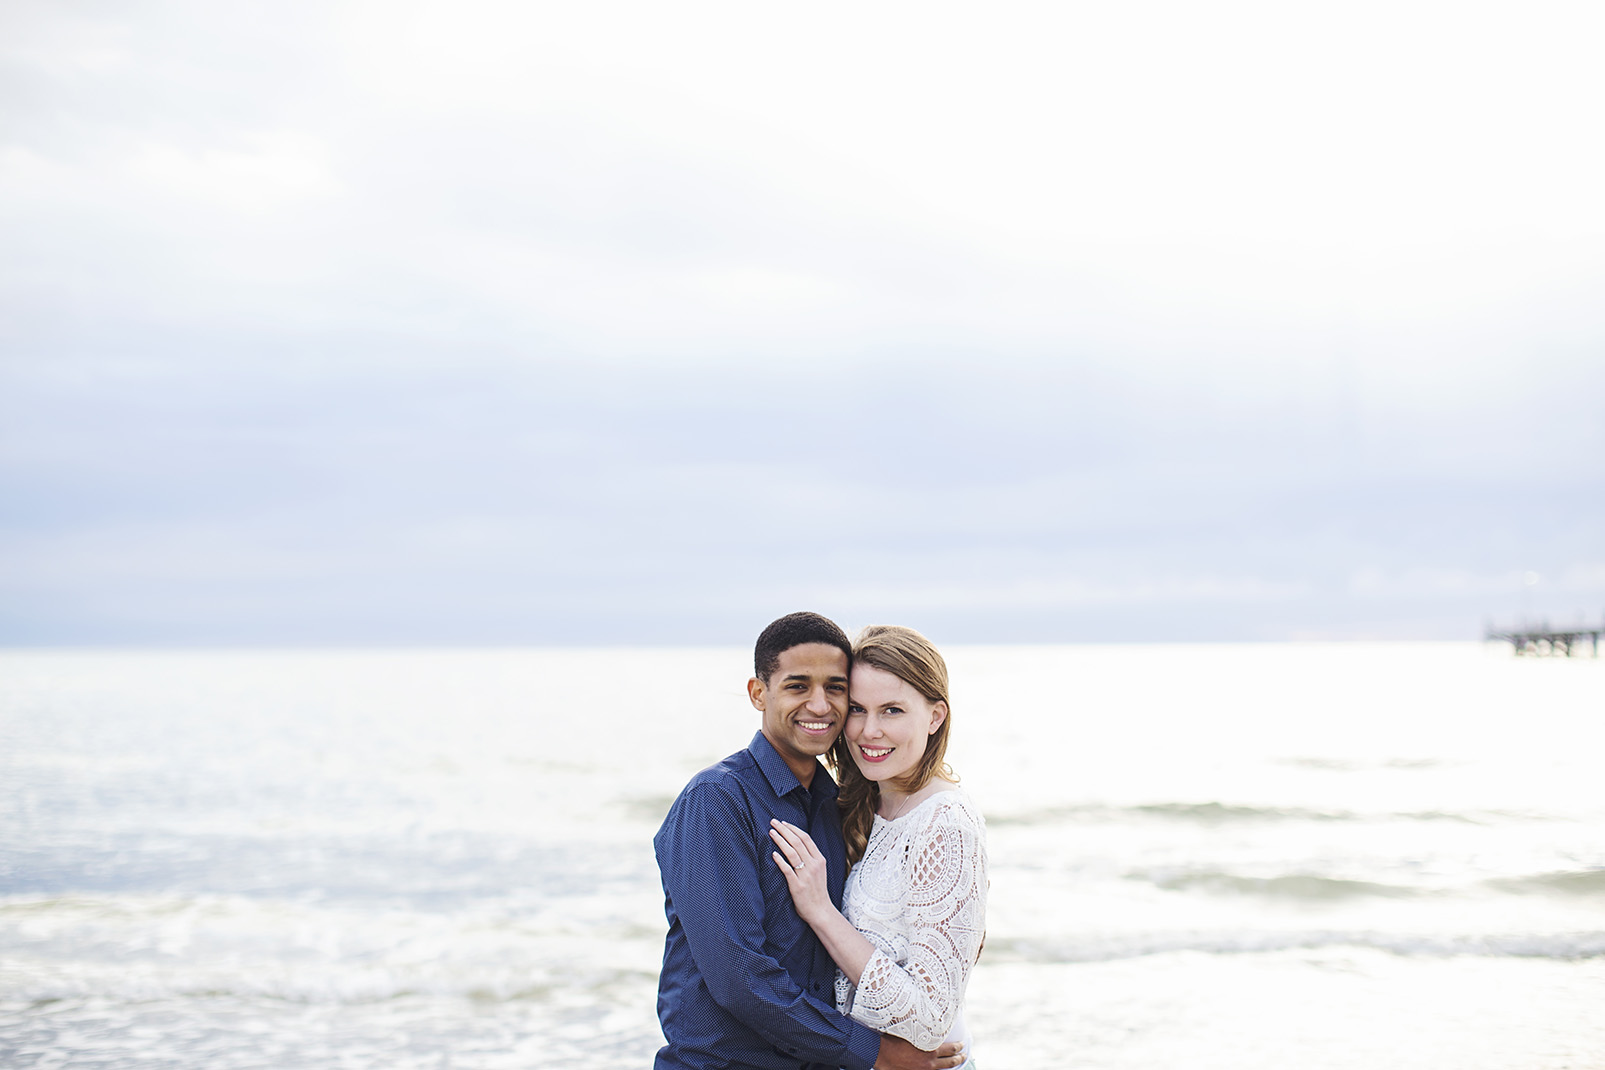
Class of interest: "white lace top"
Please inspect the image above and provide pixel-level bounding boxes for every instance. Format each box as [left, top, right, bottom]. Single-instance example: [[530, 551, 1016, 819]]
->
[[836, 787, 988, 1053]]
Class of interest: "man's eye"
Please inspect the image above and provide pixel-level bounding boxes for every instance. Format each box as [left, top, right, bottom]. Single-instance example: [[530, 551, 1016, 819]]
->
[[827, 684, 846, 692]]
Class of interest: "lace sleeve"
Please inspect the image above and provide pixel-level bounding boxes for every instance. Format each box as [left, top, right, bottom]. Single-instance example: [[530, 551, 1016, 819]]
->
[[846, 799, 988, 1050]]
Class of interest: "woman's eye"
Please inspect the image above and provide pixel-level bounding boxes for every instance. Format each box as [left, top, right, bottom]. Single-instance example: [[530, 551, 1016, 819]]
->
[[886, 707, 903, 715], [847, 705, 865, 715]]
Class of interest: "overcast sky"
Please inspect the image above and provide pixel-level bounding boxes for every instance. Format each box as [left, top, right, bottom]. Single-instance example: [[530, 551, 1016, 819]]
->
[[2, 0, 1602, 645]]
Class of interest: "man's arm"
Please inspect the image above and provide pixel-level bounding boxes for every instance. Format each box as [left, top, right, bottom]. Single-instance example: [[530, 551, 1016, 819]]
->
[[661, 782, 882, 1070], [875, 1034, 967, 1070]]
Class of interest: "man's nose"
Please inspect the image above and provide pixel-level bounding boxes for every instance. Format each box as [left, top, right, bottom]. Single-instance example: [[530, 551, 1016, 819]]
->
[[806, 688, 831, 712]]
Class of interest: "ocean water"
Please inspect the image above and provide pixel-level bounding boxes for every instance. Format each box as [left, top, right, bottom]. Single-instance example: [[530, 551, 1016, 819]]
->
[[1, 643, 1601, 1069]]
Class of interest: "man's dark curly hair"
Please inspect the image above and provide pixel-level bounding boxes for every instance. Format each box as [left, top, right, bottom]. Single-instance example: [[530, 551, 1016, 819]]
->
[[753, 611, 852, 683]]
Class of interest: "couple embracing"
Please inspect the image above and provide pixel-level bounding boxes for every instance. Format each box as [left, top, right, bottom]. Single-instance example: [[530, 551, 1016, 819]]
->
[[655, 612, 987, 1070]]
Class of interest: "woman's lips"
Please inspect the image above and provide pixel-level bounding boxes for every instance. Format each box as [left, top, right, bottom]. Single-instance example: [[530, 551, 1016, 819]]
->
[[858, 745, 894, 762]]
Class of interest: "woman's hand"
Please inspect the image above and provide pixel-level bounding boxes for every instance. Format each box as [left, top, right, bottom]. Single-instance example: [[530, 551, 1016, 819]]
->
[[768, 819, 876, 985], [768, 819, 833, 925]]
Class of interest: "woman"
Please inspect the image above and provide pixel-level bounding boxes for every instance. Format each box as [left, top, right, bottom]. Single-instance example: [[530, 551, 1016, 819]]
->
[[768, 625, 988, 1065]]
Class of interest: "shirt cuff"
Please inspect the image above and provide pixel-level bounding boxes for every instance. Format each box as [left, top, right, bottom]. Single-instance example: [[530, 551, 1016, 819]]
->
[[842, 1018, 882, 1070]]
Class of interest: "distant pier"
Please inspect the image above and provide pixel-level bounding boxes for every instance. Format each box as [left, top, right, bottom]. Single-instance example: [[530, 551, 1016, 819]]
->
[[1485, 619, 1603, 657]]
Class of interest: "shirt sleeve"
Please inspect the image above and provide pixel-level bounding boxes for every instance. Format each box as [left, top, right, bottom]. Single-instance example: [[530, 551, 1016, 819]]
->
[[843, 800, 988, 1051], [661, 781, 882, 1070]]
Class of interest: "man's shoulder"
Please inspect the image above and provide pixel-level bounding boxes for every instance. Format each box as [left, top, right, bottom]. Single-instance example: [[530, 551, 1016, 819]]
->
[[660, 747, 760, 825], [681, 745, 760, 794], [705, 743, 760, 777]]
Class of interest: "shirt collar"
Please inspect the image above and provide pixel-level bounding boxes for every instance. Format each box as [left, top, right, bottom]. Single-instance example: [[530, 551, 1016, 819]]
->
[[748, 730, 838, 801]]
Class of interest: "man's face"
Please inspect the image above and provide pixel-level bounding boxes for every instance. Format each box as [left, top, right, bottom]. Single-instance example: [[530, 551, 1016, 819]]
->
[[748, 642, 850, 785]]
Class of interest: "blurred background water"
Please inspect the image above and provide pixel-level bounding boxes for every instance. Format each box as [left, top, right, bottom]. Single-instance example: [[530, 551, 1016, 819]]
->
[[2, 642, 1601, 1069]]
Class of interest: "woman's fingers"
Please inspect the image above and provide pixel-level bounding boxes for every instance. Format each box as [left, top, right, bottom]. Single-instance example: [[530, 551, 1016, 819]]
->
[[767, 828, 800, 867], [803, 831, 825, 866], [769, 819, 825, 863], [769, 820, 833, 891], [768, 819, 809, 861], [768, 823, 804, 855]]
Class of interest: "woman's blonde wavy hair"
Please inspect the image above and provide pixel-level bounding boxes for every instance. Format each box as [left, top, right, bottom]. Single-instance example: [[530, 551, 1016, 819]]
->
[[829, 624, 957, 866]]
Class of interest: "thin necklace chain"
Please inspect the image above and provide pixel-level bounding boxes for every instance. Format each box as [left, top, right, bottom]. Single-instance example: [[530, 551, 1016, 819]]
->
[[879, 788, 918, 822]]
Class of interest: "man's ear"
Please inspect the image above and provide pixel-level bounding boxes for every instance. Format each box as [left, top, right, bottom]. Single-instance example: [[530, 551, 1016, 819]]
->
[[929, 700, 948, 734], [747, 676, 766, 711]]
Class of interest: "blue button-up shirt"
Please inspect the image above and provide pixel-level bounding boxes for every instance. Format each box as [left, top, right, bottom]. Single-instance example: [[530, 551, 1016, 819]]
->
[[655, 731, 881, 1070]]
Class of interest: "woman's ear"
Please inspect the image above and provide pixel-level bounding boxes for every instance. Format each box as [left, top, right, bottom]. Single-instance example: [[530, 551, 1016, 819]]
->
[[929, 700, 948, 733]]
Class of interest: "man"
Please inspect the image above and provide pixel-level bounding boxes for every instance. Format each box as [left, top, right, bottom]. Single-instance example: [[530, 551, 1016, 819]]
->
[[654, 612, 966, 1070]]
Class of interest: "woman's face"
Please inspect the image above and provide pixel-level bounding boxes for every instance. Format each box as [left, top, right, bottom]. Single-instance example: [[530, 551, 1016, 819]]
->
[[845, 663, 947, 784]]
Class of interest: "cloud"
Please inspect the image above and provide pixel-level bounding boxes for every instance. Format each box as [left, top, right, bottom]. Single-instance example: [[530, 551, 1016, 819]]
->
[[3, 354, 1600, 642], [6, 0, 1605, 362]]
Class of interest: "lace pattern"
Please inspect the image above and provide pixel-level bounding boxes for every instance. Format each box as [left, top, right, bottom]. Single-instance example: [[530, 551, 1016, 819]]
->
[[835, 789, 987, 1050]]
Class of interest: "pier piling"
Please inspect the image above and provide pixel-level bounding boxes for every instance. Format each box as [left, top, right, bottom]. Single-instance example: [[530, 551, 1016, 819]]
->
[[1485, 618, 1604, 657]]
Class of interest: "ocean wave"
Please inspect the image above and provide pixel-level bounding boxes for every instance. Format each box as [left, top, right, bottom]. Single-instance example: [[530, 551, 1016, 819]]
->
[[1133, 868, 1422, 900], [1486, 869, 1605, 897], [617, 794, 678, 824], [0, 833, 655, 905], [0, 975, 660, 1010], [987, 801, 1519, 827], [1119, 866, 1605, 903], [0, 959, 659, 1007], [981, 929, 1605, 964], [0, 892, 666, 1008]]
